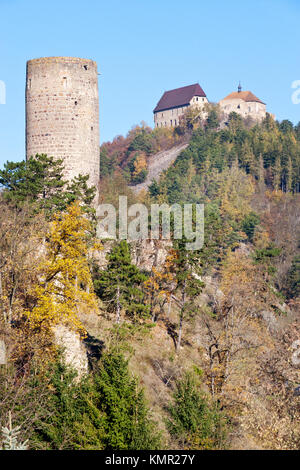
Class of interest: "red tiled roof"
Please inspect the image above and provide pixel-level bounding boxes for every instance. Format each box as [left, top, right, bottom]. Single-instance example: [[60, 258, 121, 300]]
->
[[153, 83, 206, 113], [221, 90, 265, 105]]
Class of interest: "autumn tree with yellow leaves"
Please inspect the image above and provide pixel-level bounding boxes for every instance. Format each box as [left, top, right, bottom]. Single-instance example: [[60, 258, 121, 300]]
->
[[0, 201, 47, 326], [129, 152, 148, 185], [26, 201, 99, 333]]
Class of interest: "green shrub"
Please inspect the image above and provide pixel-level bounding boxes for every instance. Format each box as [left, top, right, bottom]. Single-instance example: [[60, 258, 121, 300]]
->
[[166, 372, 227, 449], [32, 352, 161, 450], [241, 212, 260, 242], [285, 255, 300, 299]]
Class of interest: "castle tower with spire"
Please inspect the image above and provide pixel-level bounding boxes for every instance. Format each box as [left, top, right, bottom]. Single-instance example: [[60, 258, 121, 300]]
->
[[219, 83, 267, 121], [26, 57, 100, 189]]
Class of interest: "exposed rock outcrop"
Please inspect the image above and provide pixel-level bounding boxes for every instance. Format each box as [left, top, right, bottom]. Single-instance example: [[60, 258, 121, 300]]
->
[[0, 339, 6, 365], [130, 143, 188, 193], [53, 325, 88, 378]]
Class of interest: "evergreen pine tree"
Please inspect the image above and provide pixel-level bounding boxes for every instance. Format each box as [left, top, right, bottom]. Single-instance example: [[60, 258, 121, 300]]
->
[[258, 153, 265, 184], [0, 154, 96, 216], [93, 351, 161, 450], [1, 412, 28, 450], [166, 238, 204, 352], [93, 241, 149, 323], [286, 156, 293, 192], [273, 156, 282, 191], [167, 372, 226, 449], [285, 255, 300, 298]]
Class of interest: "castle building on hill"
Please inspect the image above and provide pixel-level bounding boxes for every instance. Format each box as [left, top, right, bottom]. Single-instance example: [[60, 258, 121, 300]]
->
[[153, 83, 208, 128], [26, 57, 100, 189], [219, 83, 267, 121]]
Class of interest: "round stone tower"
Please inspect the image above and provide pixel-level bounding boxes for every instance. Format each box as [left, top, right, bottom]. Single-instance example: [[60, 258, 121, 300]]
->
[[26, 57, 100, 189]]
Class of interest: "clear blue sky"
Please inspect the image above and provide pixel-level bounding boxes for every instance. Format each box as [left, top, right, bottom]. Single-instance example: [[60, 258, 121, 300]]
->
[[0, 0, 299, 167]]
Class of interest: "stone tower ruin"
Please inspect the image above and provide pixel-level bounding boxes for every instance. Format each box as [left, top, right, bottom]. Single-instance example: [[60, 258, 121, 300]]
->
[[26, 57, 100, 189]]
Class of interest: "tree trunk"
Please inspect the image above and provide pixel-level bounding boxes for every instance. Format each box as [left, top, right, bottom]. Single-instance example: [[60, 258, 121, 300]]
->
[[167, 298, 172, 317], [8, 273, 17, 325], [151, 247, 159, 322], [176, 279, 186, 353], [176, 311, 183, 352], [150, 285, 156, 322], [116, 284, 120, 324], [0, 271, 7, 324]]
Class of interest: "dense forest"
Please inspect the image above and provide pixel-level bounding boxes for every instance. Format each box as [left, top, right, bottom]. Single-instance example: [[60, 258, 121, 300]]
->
[[0, 109, 299, 450]]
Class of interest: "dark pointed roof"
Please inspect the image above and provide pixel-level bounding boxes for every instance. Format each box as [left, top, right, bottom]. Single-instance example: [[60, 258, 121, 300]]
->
[[153, 83, 206, 113]]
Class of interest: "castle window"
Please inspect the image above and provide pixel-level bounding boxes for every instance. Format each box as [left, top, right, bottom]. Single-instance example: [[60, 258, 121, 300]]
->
[[170, 120, 173, 126], [237, 105, 240, 109], [91, 126, 93, 131], [196, 97, 198, 101], [75, 101, 78, 105], [63, 77, 67, 88], [83, 65, 88, 70], [27, 79, 31, 90], [175, 119, 177, 126]]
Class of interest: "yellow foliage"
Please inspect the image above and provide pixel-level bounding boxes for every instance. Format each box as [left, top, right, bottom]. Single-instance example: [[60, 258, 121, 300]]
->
[[221, 250, 257, 297], [253, 229, 270, 249], [144, 266, 173, 301], [218, 165, 255, 223], [26, 201, 99, 334], [133, 152, 147, 177]]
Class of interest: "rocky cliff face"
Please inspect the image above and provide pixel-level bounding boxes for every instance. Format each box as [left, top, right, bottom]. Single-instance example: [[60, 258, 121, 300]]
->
[[0, 339, 6, 365], [94, 239, 172, 272], [53, 324, 88, 379], [130, 143, 188, 193], [131, 239, 172, 271]]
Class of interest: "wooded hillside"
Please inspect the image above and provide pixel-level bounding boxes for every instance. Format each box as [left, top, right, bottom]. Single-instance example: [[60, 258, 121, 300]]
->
[[0, 111, 299, 450]]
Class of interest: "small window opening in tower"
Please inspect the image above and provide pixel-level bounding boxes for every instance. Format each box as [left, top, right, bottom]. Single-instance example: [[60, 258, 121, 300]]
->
[[27, 79, 31, 90], [63, 77, 67, 88], [83, 65, 88, 70], [91, 126, 93, 131], [75, 101, 78, 105]]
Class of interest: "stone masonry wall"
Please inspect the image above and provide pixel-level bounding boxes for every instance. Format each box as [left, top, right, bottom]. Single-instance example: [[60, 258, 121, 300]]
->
[[26, 57, 100, 188], [154, 96, 208, 128], [219, 98, 266, 121]]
